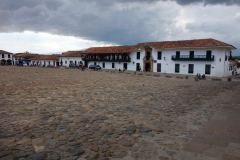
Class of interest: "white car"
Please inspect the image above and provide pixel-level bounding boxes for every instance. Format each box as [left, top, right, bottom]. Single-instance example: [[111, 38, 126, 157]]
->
[[23, 63, 28, 66]]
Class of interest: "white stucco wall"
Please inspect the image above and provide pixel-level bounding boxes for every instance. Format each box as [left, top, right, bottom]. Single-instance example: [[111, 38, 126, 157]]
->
[[88, 61, 129, 70], [59, 57, 83, 67], [31, 60, 56, 66], [0, 53, 12, 60], [86, 47, 234, 77], [128, 47, 233, 77], [0, 53, 13, 64]]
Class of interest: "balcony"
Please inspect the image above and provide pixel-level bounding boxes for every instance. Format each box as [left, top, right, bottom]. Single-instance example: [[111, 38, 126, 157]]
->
[[171, 55, 214, 61], [82, 58, 131, 62]]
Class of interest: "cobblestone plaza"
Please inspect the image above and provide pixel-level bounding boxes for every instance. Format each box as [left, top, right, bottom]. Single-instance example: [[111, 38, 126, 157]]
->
[[0, 66, 240, 160]]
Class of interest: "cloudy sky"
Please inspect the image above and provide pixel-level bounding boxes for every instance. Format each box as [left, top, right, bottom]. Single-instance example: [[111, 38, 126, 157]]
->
[[0, 0, 239, 55]]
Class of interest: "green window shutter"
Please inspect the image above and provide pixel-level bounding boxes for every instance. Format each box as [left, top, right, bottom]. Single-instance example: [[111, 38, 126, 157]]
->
[[137, 52, 140, 59], [158, 52, 162, 60]]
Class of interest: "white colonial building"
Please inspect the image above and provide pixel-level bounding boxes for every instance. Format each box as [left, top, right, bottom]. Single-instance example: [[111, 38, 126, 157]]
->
[[31, 55, 59, 67], [81, 38, 236, 77], [0, 50, 13, 65], [13, 53, 39, 65], [58, 51, 83, 67]]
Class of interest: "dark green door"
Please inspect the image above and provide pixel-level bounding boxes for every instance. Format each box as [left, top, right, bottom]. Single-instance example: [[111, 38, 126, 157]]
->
[[123, 63, 127, 70], [157, 63, 161, 72], [176, 51, 180, 58], [190, 51, 194, 58], [206, 51, 211, 58], [188, 64, 194, 73], [146, 63, 151, 72], [175, 64, 180, 73], [205, 65, 211, 74]]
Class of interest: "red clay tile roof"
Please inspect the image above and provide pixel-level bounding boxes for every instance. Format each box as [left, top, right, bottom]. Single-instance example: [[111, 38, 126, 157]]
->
[[0, 50, 13, 54], [31, 55, 58, 60], [82, 39, 236, 54], [81, 45, 137, 54], [14, 53, 39, 59], [13, 53, 22, 56], [230, 60, 237, 63], [135, 38, 236, 50], [58, 51, 83, 57]]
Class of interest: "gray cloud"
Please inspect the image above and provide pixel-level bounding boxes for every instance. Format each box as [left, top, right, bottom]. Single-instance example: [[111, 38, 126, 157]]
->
[[4, 0, 175, 44], [0, 0, 63, 10], [83, 0, 240, 6], [173, 0, 240, 6], [0, 0, 239, 55]]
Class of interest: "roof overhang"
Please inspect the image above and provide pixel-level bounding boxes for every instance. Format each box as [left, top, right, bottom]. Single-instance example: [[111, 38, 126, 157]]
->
[[83, 52, 129, 54], [58, 56, 83, 57], [154, 46, 236, 50], [31, 59, 57, 60]]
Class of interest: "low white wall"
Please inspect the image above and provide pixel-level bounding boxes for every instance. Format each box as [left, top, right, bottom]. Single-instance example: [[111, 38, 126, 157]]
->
[[31, 60, 56, 66], [60, 57, 83, 67]]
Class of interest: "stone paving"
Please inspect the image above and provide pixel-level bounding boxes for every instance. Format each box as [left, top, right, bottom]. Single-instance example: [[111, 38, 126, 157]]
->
[[177, 90, 240, 160], [0, 66, 239, 160]]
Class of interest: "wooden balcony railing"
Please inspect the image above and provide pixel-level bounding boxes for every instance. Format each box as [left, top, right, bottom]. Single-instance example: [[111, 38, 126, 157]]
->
[[82, 58, 131, 62], [171, 55, 214, 61]]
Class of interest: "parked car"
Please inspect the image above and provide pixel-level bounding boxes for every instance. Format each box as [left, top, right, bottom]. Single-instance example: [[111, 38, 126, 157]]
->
[[47, 64, 54, 68], [89, 65, 101, 70], [69, 63, 77, 68]]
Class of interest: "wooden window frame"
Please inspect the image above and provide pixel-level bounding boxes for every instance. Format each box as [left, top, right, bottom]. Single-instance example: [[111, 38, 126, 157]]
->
[[137, 52, 140, 60], [158, 52, 162, 60]]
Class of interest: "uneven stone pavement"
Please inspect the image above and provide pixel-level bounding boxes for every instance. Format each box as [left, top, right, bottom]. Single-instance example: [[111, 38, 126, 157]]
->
[[0, 66, 239, 160], [177, 90, 240, 160]]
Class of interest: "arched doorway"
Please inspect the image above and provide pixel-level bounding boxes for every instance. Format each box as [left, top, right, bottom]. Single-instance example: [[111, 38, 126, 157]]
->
[[1, 60, 6, 65], [7, 60, 12, 65], [143, 46, 154, 72], [146, 63, 151, 72]]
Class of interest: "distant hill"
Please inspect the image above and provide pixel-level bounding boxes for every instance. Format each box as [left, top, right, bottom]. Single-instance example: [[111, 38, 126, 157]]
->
[[43, 48, 88, 55], [43, 51, 66, 55]]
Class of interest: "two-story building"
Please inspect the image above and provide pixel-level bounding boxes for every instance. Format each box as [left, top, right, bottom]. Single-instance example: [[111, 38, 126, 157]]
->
[[82, 45, 135, 69], [13, 53, 39, 65], [58, 51, 83, 67], [81, 38, 236, 77], [0, 50, 13, 65]]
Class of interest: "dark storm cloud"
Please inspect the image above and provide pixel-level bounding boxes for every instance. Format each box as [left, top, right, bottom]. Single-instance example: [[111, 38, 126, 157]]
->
[[0, 0, 176, 45], [173, 0, 240, 6], [0, 0, 239, 54], [85, 0, 240, 6], [0, 0, 63, 10]]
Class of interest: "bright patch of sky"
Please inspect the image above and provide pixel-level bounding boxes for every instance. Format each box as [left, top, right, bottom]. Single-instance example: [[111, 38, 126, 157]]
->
[[0, 31, 114, 54]]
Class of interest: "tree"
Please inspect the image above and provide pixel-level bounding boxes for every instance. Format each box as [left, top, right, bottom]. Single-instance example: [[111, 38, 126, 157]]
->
[[229, 51, 234, 60]]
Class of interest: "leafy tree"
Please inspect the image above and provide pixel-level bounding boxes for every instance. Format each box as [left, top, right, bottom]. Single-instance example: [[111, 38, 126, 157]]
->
[[229, 51, 234, 60]]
